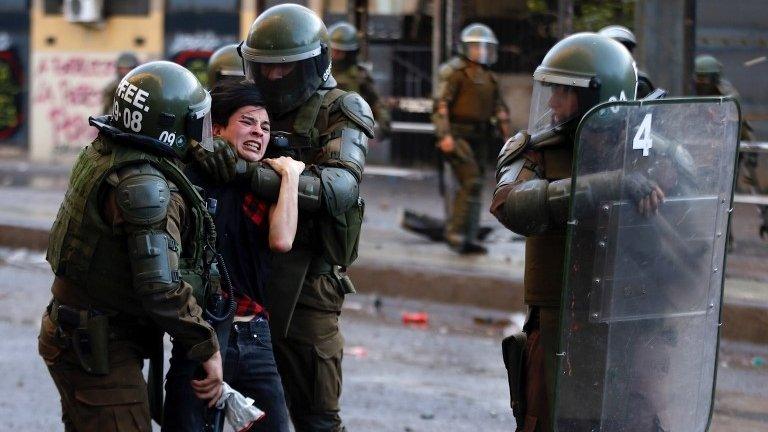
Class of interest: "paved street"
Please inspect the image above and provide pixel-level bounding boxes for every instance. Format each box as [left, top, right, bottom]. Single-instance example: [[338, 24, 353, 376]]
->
[[1, 248, 767, 431]]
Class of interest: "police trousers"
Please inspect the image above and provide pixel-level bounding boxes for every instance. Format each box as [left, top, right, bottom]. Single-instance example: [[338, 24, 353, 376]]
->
[[444, 133, 490, 240], [518, 306, 559, 432], [38, 311, 151, 432], [272, 273, 346, 432]]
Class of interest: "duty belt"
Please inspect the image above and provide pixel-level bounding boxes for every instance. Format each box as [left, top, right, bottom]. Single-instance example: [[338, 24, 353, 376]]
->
[[48, 298, 104, 331]]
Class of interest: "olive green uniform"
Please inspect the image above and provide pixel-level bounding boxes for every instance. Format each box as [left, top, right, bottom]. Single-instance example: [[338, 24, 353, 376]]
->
[[263, 84, 371, 432], [491, 140, 572, 431], [433, 56, 508, 248], [39, 135, 218, 432], [333, 63, 389, 136]]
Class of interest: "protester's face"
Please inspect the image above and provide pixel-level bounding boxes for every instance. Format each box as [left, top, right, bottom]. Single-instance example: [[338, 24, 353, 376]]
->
[[260, 63, 297, 81], [214, 106, 271, 162], [548, 85, 580, 124]]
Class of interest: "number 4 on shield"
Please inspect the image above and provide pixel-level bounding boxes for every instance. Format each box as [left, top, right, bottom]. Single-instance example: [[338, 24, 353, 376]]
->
[[633, 113, 653, 157]]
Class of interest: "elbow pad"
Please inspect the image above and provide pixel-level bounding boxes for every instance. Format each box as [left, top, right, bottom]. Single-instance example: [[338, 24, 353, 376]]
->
[[115, 164, 171, 225], [320, 167, 360, 216], [128, 230, 180, 294], [323, 127, 369, 182], [501, 179, 551, 236]]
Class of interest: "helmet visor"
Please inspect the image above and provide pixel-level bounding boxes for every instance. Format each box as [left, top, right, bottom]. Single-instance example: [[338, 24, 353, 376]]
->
[[187, 94, 214, 152], [244, 57, 328, 114], [528, 81, 599, 136], [465, 42, 498, 65]]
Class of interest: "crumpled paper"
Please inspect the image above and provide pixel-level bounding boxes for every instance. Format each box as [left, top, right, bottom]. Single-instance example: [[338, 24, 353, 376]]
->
[[215, 382, 265, 431]]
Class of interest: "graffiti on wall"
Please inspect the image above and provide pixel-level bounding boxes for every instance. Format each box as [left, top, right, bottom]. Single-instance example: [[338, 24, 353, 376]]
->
[[0, 48, 23, 141], [32, 53, 116, 156]]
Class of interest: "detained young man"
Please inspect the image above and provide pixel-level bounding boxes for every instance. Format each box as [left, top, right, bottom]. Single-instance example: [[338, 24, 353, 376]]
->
[[162, 80, 303, 432]]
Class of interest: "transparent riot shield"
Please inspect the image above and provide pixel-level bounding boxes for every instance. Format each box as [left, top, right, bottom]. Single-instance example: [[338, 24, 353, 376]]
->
[[554, 97, 740, 432]]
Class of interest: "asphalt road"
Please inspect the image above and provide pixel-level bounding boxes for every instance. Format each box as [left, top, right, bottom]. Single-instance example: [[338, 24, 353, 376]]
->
[[1, 248, 767, 431]]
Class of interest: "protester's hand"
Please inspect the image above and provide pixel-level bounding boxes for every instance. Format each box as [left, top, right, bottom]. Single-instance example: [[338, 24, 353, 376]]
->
[[193, 137, 238, 184], [263, 157, 305, 179], [191, 351, 224, 408], [438, 135, 455, 153]]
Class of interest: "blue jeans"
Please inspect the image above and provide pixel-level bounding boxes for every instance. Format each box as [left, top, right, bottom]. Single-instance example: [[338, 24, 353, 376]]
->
[[162, 318, 290, 432]]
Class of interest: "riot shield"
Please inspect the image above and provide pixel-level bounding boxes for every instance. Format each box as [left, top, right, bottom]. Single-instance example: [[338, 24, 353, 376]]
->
[[554, 97, 741, 432]]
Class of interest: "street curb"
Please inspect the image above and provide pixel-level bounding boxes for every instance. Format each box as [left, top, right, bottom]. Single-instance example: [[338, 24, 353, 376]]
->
[[2, 223, 765, 345]]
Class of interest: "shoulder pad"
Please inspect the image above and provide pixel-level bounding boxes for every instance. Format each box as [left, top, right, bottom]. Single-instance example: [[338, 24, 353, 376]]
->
[[340, 92, 375, 139], [496, 131, 531, 172], [438, 57, 466, 80], [115, 163, 171, 226]]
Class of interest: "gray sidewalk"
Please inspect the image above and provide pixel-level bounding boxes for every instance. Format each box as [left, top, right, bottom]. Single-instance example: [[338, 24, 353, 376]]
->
[[0, 162, 767, 344]]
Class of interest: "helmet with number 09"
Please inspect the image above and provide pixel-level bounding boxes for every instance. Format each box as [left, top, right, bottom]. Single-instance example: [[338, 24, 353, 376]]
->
[[527, 32, 637, 137], [110, 60, 213, 159]]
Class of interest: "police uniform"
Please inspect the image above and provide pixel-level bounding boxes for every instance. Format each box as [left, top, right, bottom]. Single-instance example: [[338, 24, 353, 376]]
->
[[333, 62, 390, 136], [39, 134, 218, 432], [434, 56, 508, 250], [232, 6, 373, 431]]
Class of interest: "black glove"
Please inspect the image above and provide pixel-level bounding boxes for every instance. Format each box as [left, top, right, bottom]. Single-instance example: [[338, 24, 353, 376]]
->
[[192, 137, 238, 184], [622, 172, 659, 202]]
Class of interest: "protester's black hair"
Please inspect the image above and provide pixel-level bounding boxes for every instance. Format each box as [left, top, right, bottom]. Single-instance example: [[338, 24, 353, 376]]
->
[[210, 80, 266, 126]]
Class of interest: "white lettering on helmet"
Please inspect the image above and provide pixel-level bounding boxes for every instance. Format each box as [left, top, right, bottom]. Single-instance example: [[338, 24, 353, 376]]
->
[[608, 90, 628, 113], [116, 79, 129, 98], [134, 89, 150, 111], [123, 84, 138, 104]]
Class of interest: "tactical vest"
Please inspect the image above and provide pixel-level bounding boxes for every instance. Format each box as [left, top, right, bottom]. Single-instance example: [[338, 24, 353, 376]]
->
[[447, 60, 499, 125], [333, 64, 363, 94], [47, 135, 213, 314], [524, 145, 573, 307]]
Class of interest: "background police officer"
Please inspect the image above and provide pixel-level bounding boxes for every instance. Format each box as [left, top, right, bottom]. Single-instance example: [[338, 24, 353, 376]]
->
[[101, 51, 139, 114], [491, 34, 645, 431], [39, 61, 223, 431], [433, 23, 510, 254], [328, 21, 390, 137], [207, 43, 246, 90], [598, 25, 656, 98], [694, 54, 767, 240]]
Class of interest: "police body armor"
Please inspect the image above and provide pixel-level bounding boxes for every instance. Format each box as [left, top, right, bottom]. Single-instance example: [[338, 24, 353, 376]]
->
[[48, 136, 213, 310], [264, 82, 369, 337], [437, 56, 500, 136], [553, 98, 740, 431], [522, 142, 573, 307]]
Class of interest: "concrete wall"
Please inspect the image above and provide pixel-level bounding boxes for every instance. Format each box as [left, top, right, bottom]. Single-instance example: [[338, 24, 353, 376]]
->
[[29, 0, 164, 162]]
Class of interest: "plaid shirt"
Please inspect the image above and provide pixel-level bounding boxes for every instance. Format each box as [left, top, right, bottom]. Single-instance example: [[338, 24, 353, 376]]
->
[[230, 192, 269, 318]]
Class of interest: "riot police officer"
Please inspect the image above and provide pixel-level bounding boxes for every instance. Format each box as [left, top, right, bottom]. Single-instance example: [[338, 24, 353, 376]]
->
[[197, 5, 373, 431], [598, 25, 656, 98], [102, 51, 139, 114], [491, 33, 645, 431], [207, 43, 245, 89], [38, 61, 223, 431], [694, 54, 765, 239], [328, 21, 389, 136], [434, 23, 510, 254]]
